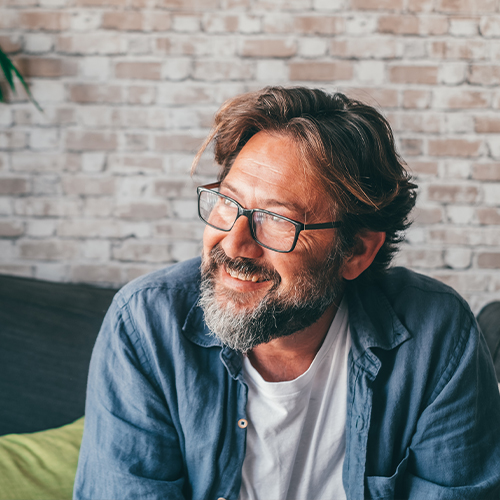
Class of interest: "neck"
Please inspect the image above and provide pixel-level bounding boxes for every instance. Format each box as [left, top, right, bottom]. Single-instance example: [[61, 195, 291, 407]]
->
[[246, 298, 341, 382]]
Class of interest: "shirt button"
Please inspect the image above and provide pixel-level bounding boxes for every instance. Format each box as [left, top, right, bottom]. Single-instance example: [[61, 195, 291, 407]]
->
[[355, 415, 365, 430], [238, 418, 248, 429], [217, 497, 226, 500]]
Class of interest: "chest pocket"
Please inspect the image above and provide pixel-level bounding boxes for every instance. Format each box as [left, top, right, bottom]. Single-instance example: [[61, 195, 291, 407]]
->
[[365, 448, 410, 500]]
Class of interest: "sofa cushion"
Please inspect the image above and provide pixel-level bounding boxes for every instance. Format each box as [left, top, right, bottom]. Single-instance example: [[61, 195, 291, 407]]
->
[[0, 274, 117, 435], [0, 417, 84, 500]]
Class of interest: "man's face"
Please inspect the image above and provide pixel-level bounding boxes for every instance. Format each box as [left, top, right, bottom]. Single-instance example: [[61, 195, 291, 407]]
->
[[199, 131, 344, 352]]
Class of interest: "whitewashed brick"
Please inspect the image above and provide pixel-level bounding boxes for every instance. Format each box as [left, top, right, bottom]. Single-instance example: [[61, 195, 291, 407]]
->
[[24, 33, 53, 53], [404, 226, 426, 244], [30, 81, 66, 103], [441, 160, 472, 179], [33, 174, 61, 195], [172, 15, 200, 32], [29, 128, 59, 150], [71, 11, 101, 31], [14, 197, 81, 217], [124, 264, 165, 282], [170, 241, 202, 262], [487, 136, 500, 158], [83, 198, 114, 217], [171, 199, 198, 220], [71, 264, 122, 285], [77, 107, 113, 128], [0, 241, 16, 261], [0, 265, 33, 278], [0, 108, 13, 127], [12, 153, 80, 173], [164, 58, 192, 80], [116, 176, 154, 199], [0, 131, 28, 150], [449, 17, 479, 37], [255, 60, 288, 82], [82, 240, 111, 261], [444, 114, 474, 133], [313, 0, 346, 11], [444, 247, 472, 268], [239, 15, 262, 33], [0, 153, 7, 172], [446, 205, 475, 224], [297, 38, 327, 57], [39, 0, 69, 6], [262, 14, 294, 34], [483, 183, 500, 205], [113, 239, 171, 263], [344, 15, 377, 35], [80, 57, 111, 81], [355, 60, 385, 84], [438, 62, 467, 84], [26, 219, 57, 237], [82, 153, 106, 173], [0, 199, 12, 215], [480, 16, 500, 37], [58, 34, 127, 55], [35, 263, 68, 282], [403, 39, 427, 59], [128, 36, 152, 55]]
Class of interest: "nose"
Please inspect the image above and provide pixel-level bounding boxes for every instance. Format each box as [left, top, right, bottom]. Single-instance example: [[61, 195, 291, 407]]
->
[[220, 214, 264, 260]]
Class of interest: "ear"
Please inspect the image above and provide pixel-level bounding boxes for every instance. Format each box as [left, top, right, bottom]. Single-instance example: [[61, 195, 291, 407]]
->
[[342, 231, 386, 281]]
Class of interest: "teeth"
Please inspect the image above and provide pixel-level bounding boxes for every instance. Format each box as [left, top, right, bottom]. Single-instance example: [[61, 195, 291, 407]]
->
[[226, 265, 261, 282]]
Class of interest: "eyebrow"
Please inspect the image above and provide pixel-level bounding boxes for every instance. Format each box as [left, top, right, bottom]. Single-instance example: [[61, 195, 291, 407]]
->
[[220, 180, 308, 216]]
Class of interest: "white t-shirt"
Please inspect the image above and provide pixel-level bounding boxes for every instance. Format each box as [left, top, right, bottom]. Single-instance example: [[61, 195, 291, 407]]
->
[[239, 299, 350, 500]]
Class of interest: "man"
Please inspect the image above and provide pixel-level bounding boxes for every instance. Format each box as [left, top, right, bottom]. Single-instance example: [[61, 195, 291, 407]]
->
[[74, 87, 500, 500]]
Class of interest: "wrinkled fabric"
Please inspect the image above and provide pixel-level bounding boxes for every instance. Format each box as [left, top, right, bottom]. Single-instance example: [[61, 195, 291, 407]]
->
[[74, 257, 500, 500]]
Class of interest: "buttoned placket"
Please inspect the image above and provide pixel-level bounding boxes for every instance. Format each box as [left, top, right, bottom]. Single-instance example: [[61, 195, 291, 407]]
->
[[343, 349, 381, 499], [218, 346, 249, 500]]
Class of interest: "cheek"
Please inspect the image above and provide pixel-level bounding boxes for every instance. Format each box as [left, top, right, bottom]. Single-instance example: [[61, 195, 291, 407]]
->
[[202, 226, 223, 255]]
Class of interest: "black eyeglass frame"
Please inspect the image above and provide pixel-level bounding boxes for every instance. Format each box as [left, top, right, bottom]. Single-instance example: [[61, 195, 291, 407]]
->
[[197, 182, 342, 253]]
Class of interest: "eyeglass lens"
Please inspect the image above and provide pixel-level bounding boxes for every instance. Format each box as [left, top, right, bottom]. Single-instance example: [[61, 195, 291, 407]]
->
[[199, 190, 297, 252]]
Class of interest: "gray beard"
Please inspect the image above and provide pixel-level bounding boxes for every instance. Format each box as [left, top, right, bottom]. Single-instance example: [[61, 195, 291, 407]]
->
[[198, 244, 344, 353]]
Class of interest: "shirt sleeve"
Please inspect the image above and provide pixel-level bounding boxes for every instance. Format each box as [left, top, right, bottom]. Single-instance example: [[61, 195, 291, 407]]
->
[[73, 297, 187, 500], [403, 318, 500, 499]]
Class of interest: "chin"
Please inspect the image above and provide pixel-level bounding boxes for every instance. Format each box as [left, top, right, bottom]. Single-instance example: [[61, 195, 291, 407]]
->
[[213, 281, 269, 311]]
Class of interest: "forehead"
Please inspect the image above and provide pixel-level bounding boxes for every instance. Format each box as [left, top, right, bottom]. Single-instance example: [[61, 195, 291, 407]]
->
[[222, 131, 329, 215]]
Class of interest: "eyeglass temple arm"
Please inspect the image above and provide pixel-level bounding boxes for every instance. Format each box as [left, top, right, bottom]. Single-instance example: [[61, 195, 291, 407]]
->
[[201, 181, 221, 190], [302, 221, 342, 230]]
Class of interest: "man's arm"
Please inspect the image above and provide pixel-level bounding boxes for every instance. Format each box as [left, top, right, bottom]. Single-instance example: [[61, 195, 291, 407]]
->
[[73, 298, 186, 500]]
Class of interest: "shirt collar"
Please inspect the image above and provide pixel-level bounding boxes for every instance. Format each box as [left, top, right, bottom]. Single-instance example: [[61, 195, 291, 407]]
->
[[345, 273, 412, 378], [181, 265, 412, 378]]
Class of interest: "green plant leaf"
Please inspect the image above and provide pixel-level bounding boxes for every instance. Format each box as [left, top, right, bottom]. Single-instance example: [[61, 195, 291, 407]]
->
[[10, 61, 43, 112], [0, 48, 16, 90], [0, 45, 43, 112]]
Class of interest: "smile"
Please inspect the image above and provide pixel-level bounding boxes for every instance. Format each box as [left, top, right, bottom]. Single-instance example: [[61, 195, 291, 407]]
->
[[224, 264, 266, 283]]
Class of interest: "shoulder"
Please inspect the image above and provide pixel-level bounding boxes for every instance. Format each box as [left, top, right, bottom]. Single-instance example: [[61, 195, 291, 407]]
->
[[348, 266, 477, 370], [378, 267, 474, 333], [114, 257, 201, 308], [376, 266, 470, 313], [107, 257, 203, 336], [118, 256, 201, 299]]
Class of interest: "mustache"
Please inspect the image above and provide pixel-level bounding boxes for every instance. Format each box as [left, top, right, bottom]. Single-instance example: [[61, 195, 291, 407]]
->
[[204, 244, 281, 286]]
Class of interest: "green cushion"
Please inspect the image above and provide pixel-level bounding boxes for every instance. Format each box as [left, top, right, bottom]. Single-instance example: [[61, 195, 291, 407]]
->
[[0, 417, 84, 500]]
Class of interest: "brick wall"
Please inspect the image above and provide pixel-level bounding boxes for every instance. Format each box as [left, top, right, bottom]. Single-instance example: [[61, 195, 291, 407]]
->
[[0, 0, 499, 313]]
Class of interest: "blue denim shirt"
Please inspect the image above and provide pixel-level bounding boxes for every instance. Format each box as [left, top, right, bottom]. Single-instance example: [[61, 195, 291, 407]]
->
[[74, 257, 500, 500]]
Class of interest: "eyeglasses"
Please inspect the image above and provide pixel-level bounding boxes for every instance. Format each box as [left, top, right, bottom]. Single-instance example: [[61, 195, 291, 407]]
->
[[197, 182, 342, 253]]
